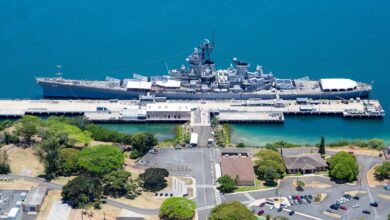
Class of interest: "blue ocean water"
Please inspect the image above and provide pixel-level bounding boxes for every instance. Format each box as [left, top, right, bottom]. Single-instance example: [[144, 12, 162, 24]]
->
[[1, 0, 389, 144]]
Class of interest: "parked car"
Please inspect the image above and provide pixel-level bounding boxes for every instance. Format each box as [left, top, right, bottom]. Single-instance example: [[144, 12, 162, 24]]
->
[[353, 196, 360, 200], [140, 160, 149, 165], [344, 194, 351, 199], [149, 149, 158, 154], [352, 204, 360, 208], [330, 204, 340, 210], [384, 184, 390, 191], [370, 202, 378, 207], [289, 210, 295, 216], [277, 207, 283, 212], [340, 205, 347, 210], [308, 195, 313, 200], [257, 210, 264, 216], [259, 202, 266, 207], [362, 210, 371, 214]]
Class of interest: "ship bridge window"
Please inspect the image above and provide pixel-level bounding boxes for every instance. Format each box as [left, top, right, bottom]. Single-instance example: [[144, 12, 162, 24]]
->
[[339, 89, 346, 92], [347, 88, 353, 91], [331, 89, 338, 92]]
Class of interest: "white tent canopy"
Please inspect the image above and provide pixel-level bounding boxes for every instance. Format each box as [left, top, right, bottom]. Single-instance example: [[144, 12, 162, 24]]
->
[[320, 78, 357, 92], [126, 80, 152, 90]]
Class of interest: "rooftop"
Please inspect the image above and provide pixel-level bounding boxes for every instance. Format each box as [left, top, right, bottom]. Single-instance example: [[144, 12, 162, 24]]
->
[[23, 185, 47, 206], [284, 153, 327, 170], [221, 154, 256, 182]]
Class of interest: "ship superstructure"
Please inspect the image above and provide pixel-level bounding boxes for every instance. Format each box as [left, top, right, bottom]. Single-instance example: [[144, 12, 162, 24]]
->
[[36, 38, 371, 100]]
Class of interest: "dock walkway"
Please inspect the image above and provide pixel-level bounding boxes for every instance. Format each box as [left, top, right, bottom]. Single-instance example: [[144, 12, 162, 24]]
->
[[0, 98, 384, 123]]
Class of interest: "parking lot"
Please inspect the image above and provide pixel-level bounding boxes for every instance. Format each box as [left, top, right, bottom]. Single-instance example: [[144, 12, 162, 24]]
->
[[136, 148, 221, 220]]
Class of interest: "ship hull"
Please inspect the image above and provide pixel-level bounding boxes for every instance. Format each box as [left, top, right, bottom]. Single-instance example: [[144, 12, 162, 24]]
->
[[38, 81, 370, 100]]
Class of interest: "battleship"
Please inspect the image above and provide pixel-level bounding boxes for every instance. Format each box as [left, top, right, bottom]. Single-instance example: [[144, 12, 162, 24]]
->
[[37, 38, 372, 100]]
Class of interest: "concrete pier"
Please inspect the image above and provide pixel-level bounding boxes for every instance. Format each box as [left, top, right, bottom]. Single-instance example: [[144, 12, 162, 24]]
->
[[0, 98, 384, 124]]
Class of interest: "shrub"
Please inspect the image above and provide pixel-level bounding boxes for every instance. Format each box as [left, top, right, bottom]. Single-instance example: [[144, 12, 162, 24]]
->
[[209, 201, 256, 220], [84, 124, 131, 144], [159, 197, 196, 220], [374, 162, 390, 180], [129, 150, 140, 159], [217, 175, 237, 193]]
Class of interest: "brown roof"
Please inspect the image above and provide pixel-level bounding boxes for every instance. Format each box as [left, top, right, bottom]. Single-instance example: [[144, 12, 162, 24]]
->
[[221, 155, 256, 182], [284, 153, 327, 170]]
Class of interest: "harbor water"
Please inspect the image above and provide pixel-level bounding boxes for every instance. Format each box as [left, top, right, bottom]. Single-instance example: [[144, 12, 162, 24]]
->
[[1, 0, 389, 145]]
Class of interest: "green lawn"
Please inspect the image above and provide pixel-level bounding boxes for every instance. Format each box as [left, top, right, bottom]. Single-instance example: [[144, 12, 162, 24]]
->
[[234, 179, 272, 192]]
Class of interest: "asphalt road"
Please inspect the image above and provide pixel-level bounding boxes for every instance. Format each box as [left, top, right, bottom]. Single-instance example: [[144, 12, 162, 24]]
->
[[191, 125, 213, 148]]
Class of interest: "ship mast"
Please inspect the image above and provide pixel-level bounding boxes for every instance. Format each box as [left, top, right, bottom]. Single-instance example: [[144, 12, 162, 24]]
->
[[55, 65, 63, 79]]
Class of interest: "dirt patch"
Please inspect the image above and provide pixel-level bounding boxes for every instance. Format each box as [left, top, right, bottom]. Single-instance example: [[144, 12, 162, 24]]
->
[[322, 210, 341, 219], [145, 215, 160, 220], [313, 193, 327, 203], [69, 204, 121, 220], [50, 176, 76, 186], [0, 179, 37, 190], [344, 190, 366, 197], [8, 147, 44, 176], [124, 157, 145, 178], [367, 165, 390, 188], [292, 180, 332, 189], [377, 193, 390, 200], [177, 177, 193, 185], [327, 147, 381, 157], [113, 192, 164, 209], [307, 180, 332, 189], [37, 190, 62, 220]]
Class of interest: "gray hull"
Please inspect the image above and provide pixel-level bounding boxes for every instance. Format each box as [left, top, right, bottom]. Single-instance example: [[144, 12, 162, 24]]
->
[[39, 81, 370, 100]]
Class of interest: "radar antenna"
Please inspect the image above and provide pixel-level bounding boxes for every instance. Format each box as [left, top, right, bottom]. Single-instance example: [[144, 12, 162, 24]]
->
[[55, 65, 63, 78]]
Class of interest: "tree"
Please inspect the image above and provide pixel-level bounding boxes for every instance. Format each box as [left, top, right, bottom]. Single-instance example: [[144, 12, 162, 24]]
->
[[209, 201, 256, 220], [84, 124, 131, 144], [15, 115, 40, 144], [374, 162, 390, 180], [139, 168, 169, 192], [296, 180, 305, 191], [318, 136, 326, 155], [255, 150, 285, 185], [59, 148, 79, 176], [260, 164, 282, 186], [0, 151, 10, 174], [328, 151, 359, 182], [77, 145, 124, 175], [39, 137, 62, 180], [102, 170, 137, 198], [159, 197, 196, 220], [216, 175, 237, 193], [62, 175, 102, 208], [131, 132, 157, 156]]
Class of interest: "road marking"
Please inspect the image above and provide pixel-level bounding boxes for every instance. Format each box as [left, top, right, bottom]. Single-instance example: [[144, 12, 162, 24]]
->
[[244, 192, 256, 202]]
